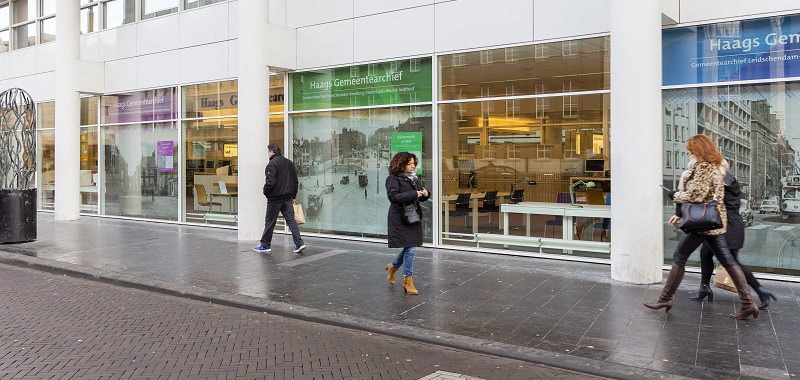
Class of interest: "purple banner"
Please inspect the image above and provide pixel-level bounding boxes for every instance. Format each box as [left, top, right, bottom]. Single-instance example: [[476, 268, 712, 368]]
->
[[157, 141, 174, 173], [103, 88, 177, 124]]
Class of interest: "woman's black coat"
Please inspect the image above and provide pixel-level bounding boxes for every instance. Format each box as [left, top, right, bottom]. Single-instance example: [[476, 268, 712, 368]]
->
[[722, 172, 745, 250], [386, 174, 429, 248]]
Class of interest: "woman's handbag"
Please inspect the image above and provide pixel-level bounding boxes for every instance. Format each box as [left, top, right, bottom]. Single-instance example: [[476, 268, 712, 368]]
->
[[679, 200, 723, 233], [293, 203, 306, 224], [400, 201, 421, 225], [713, 265, 737, 292]]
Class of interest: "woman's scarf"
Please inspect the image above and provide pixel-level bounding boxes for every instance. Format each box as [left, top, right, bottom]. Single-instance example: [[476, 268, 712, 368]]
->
[[402, 170, 418, 184]]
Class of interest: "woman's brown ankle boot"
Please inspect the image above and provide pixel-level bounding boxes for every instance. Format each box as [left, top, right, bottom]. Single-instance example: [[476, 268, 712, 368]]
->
[[403, 276, 419, 295]]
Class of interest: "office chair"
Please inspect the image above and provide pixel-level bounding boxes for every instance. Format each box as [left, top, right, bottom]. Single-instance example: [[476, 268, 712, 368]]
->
[[544, 192, 573, 237], [509, 189, 524, 204], [194, 184, 222, 213], [448, 193, 472, 229], [477, 190, 499, 227]]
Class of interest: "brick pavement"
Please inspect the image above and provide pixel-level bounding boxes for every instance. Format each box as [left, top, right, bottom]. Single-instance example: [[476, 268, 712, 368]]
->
[[0, 263, 606, 380]]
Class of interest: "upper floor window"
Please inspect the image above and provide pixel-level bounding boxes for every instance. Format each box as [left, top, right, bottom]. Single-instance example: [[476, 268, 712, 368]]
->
[[185, 0, 225, 10], [40, 0, 55, 17], [12, 0, 35, 24], [142, 0, 178, 20], [104, 0, 135, 29], [80, 3, 97, 34]]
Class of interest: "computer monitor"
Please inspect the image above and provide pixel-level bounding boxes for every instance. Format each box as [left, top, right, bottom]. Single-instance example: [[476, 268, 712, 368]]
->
[[585, 159, 605, 173]]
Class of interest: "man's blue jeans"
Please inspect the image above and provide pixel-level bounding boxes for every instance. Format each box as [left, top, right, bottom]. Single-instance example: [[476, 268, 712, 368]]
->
[[392, 247, 415, 277]]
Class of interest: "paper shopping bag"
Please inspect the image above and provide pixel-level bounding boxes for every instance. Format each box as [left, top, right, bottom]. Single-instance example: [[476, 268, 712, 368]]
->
[[293, 203, 306, 224], [712, 265, 737, 293]]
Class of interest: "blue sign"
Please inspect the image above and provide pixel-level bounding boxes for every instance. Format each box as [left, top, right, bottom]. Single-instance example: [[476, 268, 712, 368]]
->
[[663, 14, 800, 86]]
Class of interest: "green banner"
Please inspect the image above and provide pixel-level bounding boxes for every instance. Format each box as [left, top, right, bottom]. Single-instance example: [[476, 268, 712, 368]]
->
[[391, 132, 423, 174], [290, 58, 432, 111]]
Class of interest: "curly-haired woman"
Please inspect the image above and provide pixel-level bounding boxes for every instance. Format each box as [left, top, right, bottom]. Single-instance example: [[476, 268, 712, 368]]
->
[[384, 152, 429, 295]]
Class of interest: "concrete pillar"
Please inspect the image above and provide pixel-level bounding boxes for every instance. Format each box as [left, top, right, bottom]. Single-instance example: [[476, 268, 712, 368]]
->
[[237, 0, 270, 241], [54, 0, 81, 221], [609, 0, 664, 284]]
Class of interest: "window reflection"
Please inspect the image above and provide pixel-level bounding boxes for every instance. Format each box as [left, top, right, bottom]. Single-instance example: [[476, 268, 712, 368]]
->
[[103, 122, 179, 220]]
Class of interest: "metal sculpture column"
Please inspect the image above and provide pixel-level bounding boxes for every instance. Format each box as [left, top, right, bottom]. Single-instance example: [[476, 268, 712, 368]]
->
[[0, 88, 37, 243]]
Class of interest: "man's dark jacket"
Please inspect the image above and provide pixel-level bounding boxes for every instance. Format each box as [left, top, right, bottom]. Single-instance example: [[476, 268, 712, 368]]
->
[[262, 153, 298, 201]]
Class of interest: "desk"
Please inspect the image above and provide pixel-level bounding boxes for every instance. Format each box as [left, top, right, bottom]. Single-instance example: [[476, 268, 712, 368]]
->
[[441, 192, 510, 236], [211, 192, 238, 213], [496, 202, 611, 253]]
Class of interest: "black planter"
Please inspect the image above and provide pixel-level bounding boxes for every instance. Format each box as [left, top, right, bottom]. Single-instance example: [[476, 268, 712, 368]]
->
[[0, 188, 37, 243]]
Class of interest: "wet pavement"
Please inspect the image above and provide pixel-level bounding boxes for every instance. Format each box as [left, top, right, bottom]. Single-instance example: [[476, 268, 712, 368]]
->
[[1, 213, 799, 380]]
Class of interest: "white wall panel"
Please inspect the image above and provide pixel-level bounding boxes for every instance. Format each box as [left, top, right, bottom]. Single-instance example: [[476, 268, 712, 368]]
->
[[296, 20, 353, 69], [229, 1, 238, 39], [8, 48, 38, 78], [354, 6, 434, 62], [104, 57, 138, 93], [286, 0, 353, 28], [9, 75, 38, 98], [79, 34, 100, 61], [0, 54, 9, 81], [99, 24, 138, 61], [36, 43, 57, 73], [435, 0, 533, 53], [268, 24, 297, 70], [229, 39, 238, 77], [0, 80, 9, 92], [533, 0, 609, 41], [179, 41, 230, 84], [136, 50, 180, 89], [354, 0, 432, 18], [35, 72, 56, 100], [180, 3, 229, 48], [269, 0, 287, 25], [136, 14, 180, 56], [682, 1, 800, 24]]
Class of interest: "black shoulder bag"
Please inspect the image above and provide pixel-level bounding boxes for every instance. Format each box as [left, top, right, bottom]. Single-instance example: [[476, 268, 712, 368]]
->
[[679, 200, 723, 233]]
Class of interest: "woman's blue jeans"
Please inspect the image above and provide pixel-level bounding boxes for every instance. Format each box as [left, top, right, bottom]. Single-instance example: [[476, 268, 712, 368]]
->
[[392, 247, 415, 276]]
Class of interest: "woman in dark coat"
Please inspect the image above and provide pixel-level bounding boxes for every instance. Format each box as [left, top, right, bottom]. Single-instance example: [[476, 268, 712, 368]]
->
[[384, 152, 429, 295], [689, 171, 777, 309]]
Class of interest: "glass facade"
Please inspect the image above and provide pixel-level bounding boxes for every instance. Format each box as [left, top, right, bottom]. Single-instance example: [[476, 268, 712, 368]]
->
[[288, 58, 434, 240], [439, 36, 611, 257], [662, 14, 800, 277]]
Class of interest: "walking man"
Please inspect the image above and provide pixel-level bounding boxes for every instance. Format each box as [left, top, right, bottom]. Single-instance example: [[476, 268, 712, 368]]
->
[[253, 143, 306, 254]]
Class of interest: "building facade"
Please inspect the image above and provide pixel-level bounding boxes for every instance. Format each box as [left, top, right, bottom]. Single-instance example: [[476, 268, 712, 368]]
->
[[4, 0, 800, 282]]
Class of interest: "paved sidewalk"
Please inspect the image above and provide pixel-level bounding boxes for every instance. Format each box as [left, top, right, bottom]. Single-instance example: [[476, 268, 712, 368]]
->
[[1, 213, 798, 380]]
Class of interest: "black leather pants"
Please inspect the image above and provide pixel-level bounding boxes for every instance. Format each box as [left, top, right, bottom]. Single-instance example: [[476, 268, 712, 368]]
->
[[672, 233, 738, 269]]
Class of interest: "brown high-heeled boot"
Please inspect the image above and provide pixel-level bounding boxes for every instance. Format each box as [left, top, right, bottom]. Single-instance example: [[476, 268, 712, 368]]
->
[[726, 265, 759, 320], [385, 264, 398, 284], [643, 264, 685, 312], [403, 276, 419, 295]]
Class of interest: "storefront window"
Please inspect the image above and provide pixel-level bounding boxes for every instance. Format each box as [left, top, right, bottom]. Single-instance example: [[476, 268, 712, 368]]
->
[[663, 82, 800, 276], [37, 102, 55, 211], [439, 94, 610, 255], [183, 119, 238, 224], [439, 38, 611, 257], [290, 106, 433, 239], [80, 127, 99, 214], [102, 122, 178, 220], [101, 88, 178, 220]]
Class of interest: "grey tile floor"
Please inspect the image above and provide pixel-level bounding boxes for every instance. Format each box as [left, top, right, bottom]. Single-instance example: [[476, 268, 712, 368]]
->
[[1, 212, 798, 380]]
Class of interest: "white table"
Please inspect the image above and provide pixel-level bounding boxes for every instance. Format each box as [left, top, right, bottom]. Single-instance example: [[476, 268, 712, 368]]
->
[[496, 202, 611, 253], [441, 192, 510, 236]]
